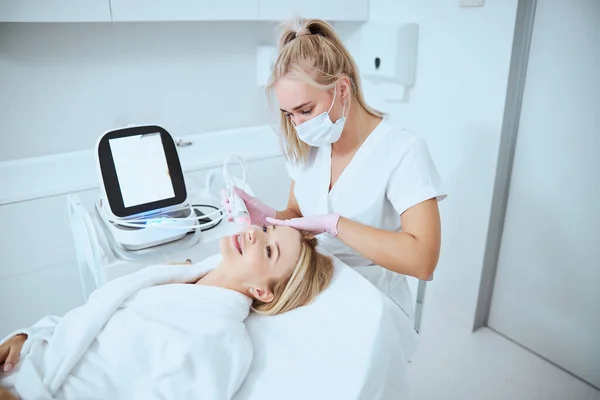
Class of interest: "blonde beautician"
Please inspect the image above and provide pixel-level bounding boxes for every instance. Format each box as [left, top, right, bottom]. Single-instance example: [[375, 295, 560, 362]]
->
[[224, 18, 446, 319]]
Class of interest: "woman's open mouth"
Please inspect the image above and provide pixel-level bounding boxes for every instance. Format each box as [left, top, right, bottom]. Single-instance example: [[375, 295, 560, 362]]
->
[[231, 234, 243, 255]]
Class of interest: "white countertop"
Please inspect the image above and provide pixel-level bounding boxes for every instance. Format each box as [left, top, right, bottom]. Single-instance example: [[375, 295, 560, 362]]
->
[[0, 125, 283, 205]]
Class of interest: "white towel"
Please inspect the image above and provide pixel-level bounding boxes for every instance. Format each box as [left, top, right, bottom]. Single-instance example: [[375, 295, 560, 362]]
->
[[1, 262, 253, 400]]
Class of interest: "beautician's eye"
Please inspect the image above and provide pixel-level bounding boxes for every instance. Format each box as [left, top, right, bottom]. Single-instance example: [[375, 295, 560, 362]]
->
[[301, 108, 313, 115], [266, 245, 272, 258]]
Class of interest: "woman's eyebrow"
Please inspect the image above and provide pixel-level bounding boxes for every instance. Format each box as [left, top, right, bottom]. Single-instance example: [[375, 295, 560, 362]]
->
[[280, 102, 311, 113], [267, 226, 280, 263]]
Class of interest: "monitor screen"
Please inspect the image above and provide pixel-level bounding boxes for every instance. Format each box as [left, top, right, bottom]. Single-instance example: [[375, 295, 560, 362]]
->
[[97, 125, 187, 218], [108, 133, 175, 208]]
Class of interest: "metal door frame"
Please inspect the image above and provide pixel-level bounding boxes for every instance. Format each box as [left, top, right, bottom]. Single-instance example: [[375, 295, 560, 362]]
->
[[473, 0, 538, 331]]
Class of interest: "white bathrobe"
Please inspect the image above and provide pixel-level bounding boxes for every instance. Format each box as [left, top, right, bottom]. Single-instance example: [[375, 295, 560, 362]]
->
[[0, 263, 254, 400]]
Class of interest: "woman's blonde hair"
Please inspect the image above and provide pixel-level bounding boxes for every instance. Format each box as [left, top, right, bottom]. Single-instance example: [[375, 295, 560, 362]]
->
[[252, 231, 334, 316], [266, 18, 383, 166]]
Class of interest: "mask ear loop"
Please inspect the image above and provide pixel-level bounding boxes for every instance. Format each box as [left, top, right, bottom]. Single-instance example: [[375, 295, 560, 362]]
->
[[340, 96, 349, 119], [327, 85, 337, 115], [330, 84, 348, 121]]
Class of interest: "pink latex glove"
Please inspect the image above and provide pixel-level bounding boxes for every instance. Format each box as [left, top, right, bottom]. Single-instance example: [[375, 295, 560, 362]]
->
[[266, 214, 340, 236], [220, 186, 276, 227]]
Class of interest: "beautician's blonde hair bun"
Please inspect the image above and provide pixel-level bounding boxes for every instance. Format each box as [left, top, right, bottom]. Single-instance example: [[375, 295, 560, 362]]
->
[[266, 18, 382, 165], [252, 231, 334, 316]]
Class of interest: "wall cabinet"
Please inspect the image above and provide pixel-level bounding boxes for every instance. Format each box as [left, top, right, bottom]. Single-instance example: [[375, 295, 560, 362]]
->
[[0, 0, 111, 22], [0, 190, 97, 279], [0, 263, 85, 338], [110, 0, 258, 22], [258, 0, 369, 22], [0, 0, 368, 23]]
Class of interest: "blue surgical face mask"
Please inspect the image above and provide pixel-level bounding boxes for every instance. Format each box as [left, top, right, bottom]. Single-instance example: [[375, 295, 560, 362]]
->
[[293, 87, 348, 147]]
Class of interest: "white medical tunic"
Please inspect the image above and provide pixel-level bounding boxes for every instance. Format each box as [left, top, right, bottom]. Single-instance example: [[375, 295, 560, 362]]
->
[[287, 117, 447, 318]]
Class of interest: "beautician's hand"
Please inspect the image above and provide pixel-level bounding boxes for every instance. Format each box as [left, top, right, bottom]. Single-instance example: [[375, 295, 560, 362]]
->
[[221, 186, 276, 227], [266, 214, 340, 236], [0, 334, 27, 373]]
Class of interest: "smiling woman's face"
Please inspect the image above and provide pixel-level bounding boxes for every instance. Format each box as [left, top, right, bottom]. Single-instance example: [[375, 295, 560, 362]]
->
[[220, 225, 302, 293]]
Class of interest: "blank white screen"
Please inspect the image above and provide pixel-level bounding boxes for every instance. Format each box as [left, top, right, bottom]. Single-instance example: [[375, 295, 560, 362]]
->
[[109, 133, 175, 208]]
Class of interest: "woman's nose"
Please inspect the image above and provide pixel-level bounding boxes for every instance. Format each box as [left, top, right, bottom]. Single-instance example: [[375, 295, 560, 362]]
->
[[246, 230, 256, 244], [291, 115, 306, 126]]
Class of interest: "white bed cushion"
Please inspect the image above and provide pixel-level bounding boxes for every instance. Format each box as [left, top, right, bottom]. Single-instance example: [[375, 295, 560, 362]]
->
[[198, 250, 419, 400]]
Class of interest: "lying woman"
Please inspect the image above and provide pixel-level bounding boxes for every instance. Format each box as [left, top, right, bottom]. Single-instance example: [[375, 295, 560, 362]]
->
[[0, 225, 333, 400]]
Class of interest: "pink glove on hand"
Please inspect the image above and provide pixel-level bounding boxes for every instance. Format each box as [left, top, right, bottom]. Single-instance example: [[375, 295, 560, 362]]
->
[[265, 214, 340, 236], [220, 186, 276, 227]]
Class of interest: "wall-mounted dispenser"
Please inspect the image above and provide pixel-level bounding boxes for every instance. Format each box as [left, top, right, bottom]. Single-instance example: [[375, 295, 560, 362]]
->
[[357, 22, 419, 85], [351, 22, 419, 104]]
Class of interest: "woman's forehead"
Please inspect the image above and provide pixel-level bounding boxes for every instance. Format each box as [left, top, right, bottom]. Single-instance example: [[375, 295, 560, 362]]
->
[[273, 226, 302, 260], [273, 225, 301, 242], [275, 78, 325, 108], [276, 78, 310, 99]]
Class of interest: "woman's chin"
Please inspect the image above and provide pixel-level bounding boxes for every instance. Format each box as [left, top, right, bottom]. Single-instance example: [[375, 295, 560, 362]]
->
[[219, 236, 230, 256], [219, 235, 238, 261]]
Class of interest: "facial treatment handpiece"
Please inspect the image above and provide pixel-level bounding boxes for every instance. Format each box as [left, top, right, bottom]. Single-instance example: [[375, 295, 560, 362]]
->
[[223, 155, 251, 226], [229, 189, 251, 226]]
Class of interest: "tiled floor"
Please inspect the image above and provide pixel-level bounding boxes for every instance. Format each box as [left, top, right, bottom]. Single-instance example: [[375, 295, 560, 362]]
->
[[407, 294, 600, 400]]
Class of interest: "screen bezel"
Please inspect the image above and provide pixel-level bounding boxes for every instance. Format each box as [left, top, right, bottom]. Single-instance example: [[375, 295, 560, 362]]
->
[[97, 125, 187, 219]]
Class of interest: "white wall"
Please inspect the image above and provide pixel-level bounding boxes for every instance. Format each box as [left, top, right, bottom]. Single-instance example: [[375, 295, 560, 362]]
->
[[364, 0, 519, 329], [0, 21, 277, 161], [0, 3, 519, 331]]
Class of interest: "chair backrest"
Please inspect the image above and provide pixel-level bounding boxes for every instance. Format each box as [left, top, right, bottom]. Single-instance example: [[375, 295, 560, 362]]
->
[[413, 279, 428, 334], [406, 276, 429, 334], [67, 194, 104, 300]]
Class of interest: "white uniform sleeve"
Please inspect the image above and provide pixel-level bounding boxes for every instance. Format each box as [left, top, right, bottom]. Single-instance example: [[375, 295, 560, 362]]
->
[[386, 136, 447, 215], [1, 315, 60, 358]]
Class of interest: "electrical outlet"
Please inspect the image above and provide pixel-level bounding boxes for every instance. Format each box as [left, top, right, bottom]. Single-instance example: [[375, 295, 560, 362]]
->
[[460, 0, 484, 6]]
